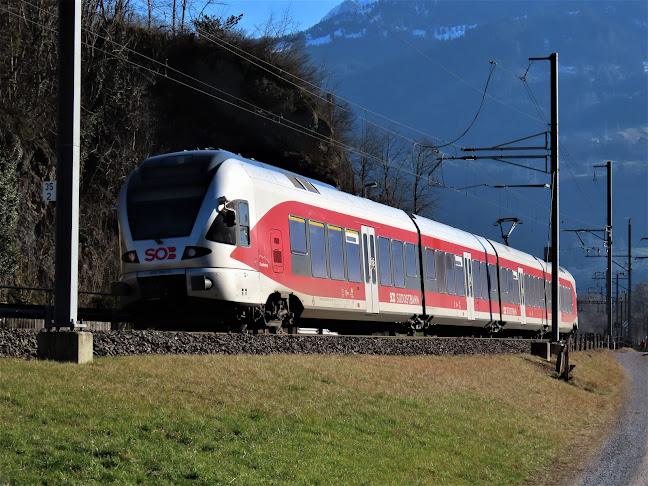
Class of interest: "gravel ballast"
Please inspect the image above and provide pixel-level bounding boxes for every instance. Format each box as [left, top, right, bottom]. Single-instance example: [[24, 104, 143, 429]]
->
[[0, 329, 536, 360]]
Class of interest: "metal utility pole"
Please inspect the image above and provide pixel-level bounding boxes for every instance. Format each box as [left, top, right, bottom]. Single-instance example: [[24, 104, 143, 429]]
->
[[593, 161, 613, 344], [53, 0, 82, 329], [628, 218, 632, 341], [606, 161, 612, 343], [549, 52, 560, 344]]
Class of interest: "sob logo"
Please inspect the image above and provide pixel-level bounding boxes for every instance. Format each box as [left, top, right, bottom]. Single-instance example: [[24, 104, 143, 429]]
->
[[144, 247, 177, 262]]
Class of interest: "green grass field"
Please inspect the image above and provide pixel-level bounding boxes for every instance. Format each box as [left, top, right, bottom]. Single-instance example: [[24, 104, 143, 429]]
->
[[0, 351, 624, 485]]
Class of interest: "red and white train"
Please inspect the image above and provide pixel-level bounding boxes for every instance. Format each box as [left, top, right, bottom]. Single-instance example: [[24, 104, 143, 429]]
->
[[112, 149, 578, 336]]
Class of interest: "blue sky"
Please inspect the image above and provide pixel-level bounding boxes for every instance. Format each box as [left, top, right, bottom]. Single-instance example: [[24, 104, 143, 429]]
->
[[213, 1, 341, 35]]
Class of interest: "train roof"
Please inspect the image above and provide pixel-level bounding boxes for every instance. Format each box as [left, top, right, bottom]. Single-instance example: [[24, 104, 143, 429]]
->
[[138, 150, 574, 283]]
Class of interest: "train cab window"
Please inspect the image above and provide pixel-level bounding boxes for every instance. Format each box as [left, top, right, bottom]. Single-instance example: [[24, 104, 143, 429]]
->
[[425, 248, 436, 280], [309, 221, 328, 278], [446, 253, 456, 295], [345, 230, 362, 282], [405, 243, 417, 278], [455, 257, 465, 297], [328, 225, 345, 281], [289, 216, 307, 254], [379, 237, 392, 286], [392, 240, 405, 288], [238, 201, 250, 247], [207, 200, 248, 246]]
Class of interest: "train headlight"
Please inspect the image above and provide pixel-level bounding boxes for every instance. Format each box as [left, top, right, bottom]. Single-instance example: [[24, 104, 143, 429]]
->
[[122, 251, 139, 263], [182, 246, 212, 260]]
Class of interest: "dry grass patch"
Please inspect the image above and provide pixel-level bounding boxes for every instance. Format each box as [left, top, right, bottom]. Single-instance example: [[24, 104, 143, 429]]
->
[[0, 350, 625, 485]]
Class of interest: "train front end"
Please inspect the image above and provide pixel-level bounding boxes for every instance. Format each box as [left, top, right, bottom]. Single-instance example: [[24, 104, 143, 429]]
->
[[112, 150, 260, 326]]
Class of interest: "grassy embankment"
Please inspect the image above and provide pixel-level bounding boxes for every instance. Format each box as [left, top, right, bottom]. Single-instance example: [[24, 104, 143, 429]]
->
[[0, 351, 625, 485]]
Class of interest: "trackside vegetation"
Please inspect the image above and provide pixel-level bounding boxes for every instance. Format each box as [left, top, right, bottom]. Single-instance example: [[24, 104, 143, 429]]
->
[[0, 351, 624, 485]]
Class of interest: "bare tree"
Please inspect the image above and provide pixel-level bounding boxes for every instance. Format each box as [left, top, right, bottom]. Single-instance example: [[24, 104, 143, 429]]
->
[[407, 142, 439, 217]]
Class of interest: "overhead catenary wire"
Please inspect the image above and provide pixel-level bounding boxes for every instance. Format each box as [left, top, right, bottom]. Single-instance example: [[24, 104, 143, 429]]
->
[[419, 60, 497, 149], [348, 0, 546, 124], [4, 0, 602, 232], [136, 0, 460, 151], [495, 60, 599, 210]]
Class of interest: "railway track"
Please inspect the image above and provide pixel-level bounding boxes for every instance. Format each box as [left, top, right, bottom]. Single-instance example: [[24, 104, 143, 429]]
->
[[1, 328, 541, 360]]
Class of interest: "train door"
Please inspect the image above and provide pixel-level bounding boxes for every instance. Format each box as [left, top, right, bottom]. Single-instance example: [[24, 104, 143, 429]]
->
[[518, 267, 526, 325], [463, 252, 475, 321], [361, 226, 379, 314]]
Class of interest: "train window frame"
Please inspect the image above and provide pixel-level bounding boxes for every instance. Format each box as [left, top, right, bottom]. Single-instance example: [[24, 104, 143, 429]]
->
[[327, 225, 346, 281], [392, 240, 405, 288], [455, 256, 465, 297], [309, 220, 328, 279], [472, 260, 481, 299], [480, 261, 489, 301], [446, 253, 456, 296], [488, 264, 498, 298], [425, 248, 436, 280], [513, 271, 521, 304], [405, 243, 417, 278], [378, 237, 393, 286], [345, 230, 362, 283], [238, 201, 250, 247], [436, 251, 448, 294], [289, 216, 308, 255]]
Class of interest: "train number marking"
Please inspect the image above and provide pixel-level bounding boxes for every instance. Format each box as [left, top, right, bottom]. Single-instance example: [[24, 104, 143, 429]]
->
[[144, 247, 177, 262]]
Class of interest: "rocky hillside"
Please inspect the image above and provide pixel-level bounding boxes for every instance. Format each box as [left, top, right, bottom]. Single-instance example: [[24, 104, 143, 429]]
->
[[0, 1, 353, 297]]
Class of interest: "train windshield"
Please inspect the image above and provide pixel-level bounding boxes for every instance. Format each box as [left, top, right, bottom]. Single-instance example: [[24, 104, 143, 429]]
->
[[126, 154, 220, 241]]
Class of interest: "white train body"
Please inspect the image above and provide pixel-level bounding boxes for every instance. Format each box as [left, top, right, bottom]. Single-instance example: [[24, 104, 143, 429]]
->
[[114, 150, 577, 335]]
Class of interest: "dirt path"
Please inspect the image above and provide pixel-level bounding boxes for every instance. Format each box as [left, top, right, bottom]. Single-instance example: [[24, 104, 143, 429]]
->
[[572, 351, 648, 486]]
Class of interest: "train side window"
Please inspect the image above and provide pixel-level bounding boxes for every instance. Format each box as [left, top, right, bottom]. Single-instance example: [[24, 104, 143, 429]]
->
[[488, 264, 498, 295], [289, 216, 307, 254], [446, 253, 456, 295], [426, 248, 436, 280], [378, 237, 392, 286], [436, 251, 447, 293], [392, 240, 405, 288], [363, 234, 370, 284], [405, 243, 417, 277], [472, 260, 481, 299], [512, 271, 520, 304], [309, 221, 328, 278], [499, 268, 508, 304], [345, 230, 362, 282], [480, 262, 489, 300], [370, 235, 377, 284], [328, 225, 345, 281], [455, 256, 465, 297], [238, 201, 250, 247]]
